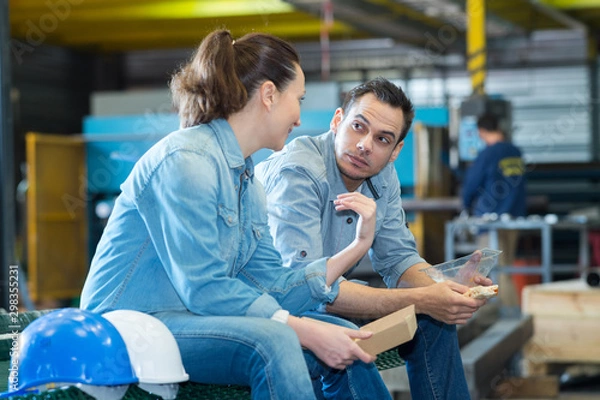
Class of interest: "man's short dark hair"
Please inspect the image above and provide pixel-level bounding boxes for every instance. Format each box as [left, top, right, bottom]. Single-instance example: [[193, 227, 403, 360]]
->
[[341, 77, 415, 143], [476, 113, 500, 132]]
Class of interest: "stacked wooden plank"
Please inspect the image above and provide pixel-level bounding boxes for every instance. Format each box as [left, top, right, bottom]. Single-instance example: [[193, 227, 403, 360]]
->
[[521, 279, 600, 376]]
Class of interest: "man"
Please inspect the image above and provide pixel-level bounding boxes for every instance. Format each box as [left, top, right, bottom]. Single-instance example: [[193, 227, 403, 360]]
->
[[462, 113, 527, 307], [256, 77, 492, 399]]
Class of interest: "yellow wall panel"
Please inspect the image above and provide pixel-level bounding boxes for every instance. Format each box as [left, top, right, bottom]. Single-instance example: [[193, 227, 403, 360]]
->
[[26, 133, 87, 302]]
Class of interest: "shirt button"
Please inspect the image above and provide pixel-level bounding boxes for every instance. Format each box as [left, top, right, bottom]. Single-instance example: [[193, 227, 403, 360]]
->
[[228, 217, 233, 223], [346, 217, 353, 224], [300, 250, 307, 258]]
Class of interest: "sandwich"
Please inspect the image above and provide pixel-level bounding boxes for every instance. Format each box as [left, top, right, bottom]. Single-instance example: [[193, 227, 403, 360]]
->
[[464, 285, 498, 300]]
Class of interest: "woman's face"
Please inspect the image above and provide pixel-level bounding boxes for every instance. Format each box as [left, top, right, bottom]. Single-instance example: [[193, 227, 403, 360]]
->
[[266, 63, 305, 151]]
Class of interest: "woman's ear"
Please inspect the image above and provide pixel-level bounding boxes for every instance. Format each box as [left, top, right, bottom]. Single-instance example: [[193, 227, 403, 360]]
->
[[260, 81, 277, 111]]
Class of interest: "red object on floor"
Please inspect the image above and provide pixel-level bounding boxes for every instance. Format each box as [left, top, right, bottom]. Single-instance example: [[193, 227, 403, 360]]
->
[[511, 258, 542, 305]]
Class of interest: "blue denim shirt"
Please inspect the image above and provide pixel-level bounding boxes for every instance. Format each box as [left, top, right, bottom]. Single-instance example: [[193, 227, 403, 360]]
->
[[80, 119, 339, 318], [255, 131, 425, 288]]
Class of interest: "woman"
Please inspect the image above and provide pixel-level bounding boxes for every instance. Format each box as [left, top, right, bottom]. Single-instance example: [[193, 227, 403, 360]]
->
[[80, 30, 390, 399]]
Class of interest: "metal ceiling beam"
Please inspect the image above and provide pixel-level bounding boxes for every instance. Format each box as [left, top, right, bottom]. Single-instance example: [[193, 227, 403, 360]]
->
[[540, 0, 600, 9], [283, 0, 466, 50], [488, 0, 587, 32], [532, 0, 588, 31]]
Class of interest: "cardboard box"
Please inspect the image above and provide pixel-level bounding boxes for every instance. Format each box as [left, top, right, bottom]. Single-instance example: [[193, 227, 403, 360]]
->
[[305, 304, 417, 357], [356, 304, 417, 356]]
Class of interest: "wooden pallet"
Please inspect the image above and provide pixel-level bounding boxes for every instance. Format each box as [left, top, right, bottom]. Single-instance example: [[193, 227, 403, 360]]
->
[[521, 279, 600, 377]]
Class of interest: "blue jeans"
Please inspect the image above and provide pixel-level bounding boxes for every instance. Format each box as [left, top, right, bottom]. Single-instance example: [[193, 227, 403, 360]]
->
[[397, 315, 470, 400], [153, 312, 389, 400], [301, 311, 392, 400]]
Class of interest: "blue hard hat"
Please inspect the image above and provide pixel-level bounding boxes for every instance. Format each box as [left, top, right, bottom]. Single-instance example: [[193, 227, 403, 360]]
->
[[1, 308, 138, 397]]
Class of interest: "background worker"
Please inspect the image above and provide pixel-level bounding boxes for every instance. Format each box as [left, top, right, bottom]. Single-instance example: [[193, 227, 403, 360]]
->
[[462, 113, 527, 307]]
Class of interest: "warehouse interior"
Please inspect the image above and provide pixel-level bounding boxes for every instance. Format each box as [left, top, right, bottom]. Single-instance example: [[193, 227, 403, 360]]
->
[[1, 1, 600, 399]]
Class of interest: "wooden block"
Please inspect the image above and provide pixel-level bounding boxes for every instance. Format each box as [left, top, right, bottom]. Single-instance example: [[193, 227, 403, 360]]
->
[[522, 279, 600, 317], [527, 316, 600, 361], [522, 279, 600, 373], [520, 358, 550, 377], [488, 376, 559, 398]]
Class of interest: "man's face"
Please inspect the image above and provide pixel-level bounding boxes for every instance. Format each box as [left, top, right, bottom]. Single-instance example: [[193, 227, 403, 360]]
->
[[478, 128, 493, 145], [330, 93, 405, 191]]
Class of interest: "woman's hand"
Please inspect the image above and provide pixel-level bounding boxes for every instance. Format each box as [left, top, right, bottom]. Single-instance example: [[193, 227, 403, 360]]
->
[[334, 192, 377, 247], [288, 316, 375, 370], [326, 193, 377, 285]]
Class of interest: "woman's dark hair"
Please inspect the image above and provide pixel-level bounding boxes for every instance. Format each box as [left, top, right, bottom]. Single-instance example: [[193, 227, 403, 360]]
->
[[341, 77, 415, 143], [170, 30, 300, 128]]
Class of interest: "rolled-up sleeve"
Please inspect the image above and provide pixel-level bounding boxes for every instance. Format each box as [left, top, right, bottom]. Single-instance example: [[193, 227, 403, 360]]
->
[[370, 174, 426, 288], [238, 215, 340, 315]]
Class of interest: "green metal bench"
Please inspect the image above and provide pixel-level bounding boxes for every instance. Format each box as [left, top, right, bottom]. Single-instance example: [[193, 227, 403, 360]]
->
[[0, 310, 405, 399]]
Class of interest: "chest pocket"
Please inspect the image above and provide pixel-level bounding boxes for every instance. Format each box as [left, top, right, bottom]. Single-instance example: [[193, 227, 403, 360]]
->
[[231, 186, 270, 275], [217, 204, 238, 262]]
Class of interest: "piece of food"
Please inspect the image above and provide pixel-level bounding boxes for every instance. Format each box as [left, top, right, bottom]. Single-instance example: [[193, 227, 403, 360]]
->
[[464, 285, 498, 300]]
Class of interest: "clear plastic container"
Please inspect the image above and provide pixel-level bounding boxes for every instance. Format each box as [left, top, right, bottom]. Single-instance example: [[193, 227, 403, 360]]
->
[[419, 248, 502, 286]]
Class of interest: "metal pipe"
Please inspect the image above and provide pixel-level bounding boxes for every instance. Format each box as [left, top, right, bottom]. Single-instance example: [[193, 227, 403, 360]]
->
[[466, 0, 486, 95], [589, 34, 599, 162], [0, 0, 15, 310]]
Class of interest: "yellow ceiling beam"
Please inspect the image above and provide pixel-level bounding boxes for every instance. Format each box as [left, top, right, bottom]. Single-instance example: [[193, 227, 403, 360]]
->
[[9, 0, 296, 21], [9, 0, 361, 50], [47, 20, 352, 44], [10, 13, 358, 52], [539, 0, 600, 9]]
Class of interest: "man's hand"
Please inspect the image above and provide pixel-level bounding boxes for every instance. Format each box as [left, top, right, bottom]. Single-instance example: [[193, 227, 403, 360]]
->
[[473, 275, 494, 286], [288, 316, 376, 370], [454, 249, 482, 286], [414, 281, 487, 325], [454, 249, 496, 287]]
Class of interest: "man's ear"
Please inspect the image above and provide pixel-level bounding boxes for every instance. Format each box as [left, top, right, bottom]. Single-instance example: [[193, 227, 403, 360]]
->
[[389, 140, 404, 163], [260, 81, 277, 111], [330, 108, 344, 133]]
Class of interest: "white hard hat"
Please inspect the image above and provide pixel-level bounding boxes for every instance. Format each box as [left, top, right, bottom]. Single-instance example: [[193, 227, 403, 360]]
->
[[102, 310, 189, 399]]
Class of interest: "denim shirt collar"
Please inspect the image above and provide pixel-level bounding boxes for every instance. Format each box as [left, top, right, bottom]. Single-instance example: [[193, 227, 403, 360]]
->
[[321, 130, 384, 201], [210, 118, 255, 178]]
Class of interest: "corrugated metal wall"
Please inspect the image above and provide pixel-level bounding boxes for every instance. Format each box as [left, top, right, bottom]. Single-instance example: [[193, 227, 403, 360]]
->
[[11, 43, 92, 192], [12, 44, 92, 134], [406, 65, 591, 164], [121, 44, 595, 166]]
